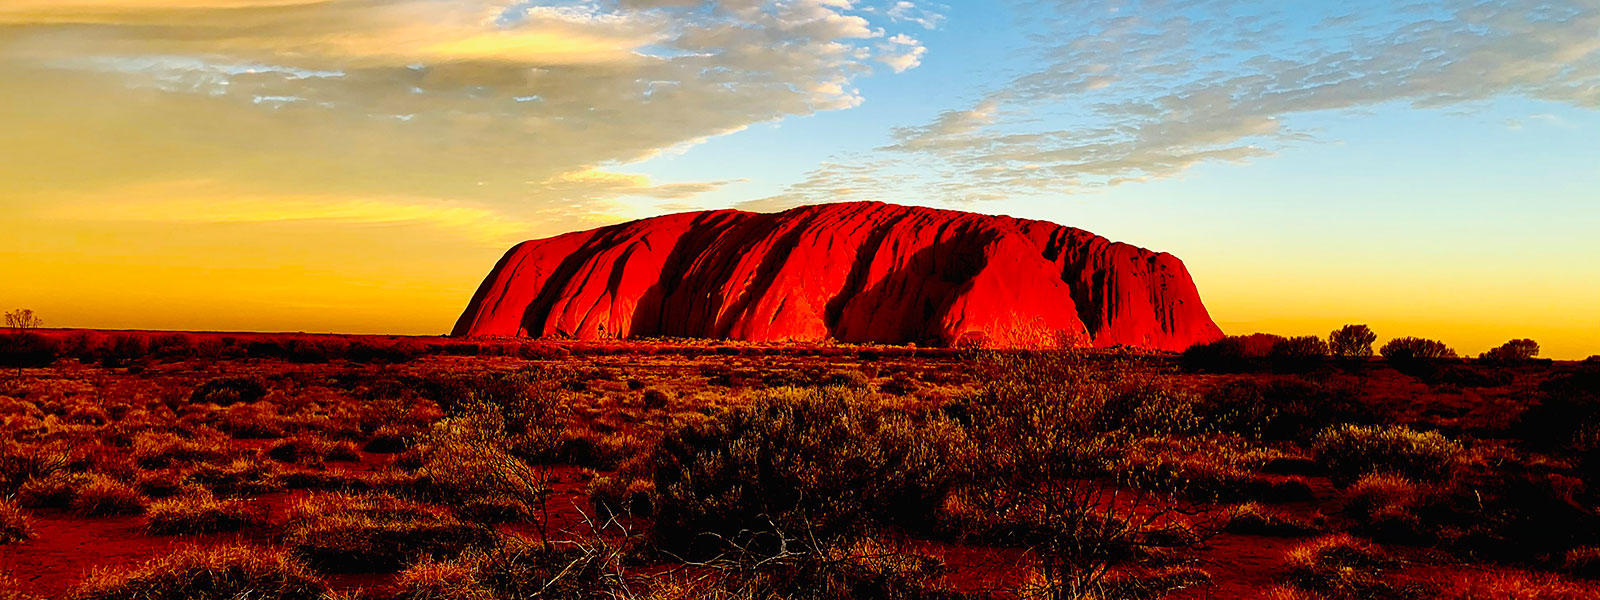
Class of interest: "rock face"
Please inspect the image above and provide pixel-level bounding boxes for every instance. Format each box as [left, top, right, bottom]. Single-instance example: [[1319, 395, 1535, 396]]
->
[[453, 202, 1223, 351]]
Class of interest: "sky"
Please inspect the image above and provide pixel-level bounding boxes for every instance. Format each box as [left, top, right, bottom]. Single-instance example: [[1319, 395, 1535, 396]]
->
[[1, 0, 1596, 358]]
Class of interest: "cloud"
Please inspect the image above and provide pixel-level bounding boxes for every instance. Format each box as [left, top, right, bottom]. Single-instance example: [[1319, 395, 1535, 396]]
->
[[878, 33, 927, 73], [0, 0, 924, 238], [886, 1, 945, 29], [840, 0, 1600, 202]]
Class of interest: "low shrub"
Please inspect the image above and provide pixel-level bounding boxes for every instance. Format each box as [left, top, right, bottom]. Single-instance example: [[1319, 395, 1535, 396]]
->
[[641, 388, 672, 410], [67, 544, 326, 600], [189, 457, 283, 496], [1480, 339, 1540, 364], [1200, 378, 1374, 442], [70, 474, 146, 517], [651, 386, 964, 557], [1342, 474, 1438, 544], [145, 490, 261, 534], [282, 492, 493, 572], [1, 498, 32, 544], [392, 558, 492, 600], [1380, 337, 1456, 365], [1270, 336, 1329, 372], [189, 376, 269, 406], [1313, 424, 1461, 485]]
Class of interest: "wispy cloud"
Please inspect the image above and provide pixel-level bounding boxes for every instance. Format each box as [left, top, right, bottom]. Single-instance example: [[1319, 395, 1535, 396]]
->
[[0, 0, 928, 236], [777, 0, 1600, 205]]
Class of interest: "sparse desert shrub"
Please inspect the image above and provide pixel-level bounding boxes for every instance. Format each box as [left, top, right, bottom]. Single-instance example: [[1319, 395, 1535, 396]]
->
[[282, 492, 493, 572], [145, 489, 260, 534], [67, 544, 326, 600], [1283, 534, 1404, 600], [1313, 424, 1461, 485], [1118, 436, 1280, 503], [1093, 384, 1206, 437], [1328, 324, 1378, 359], [71, 474, 146, 516], [739, 538, 965, 600], [189, 375, 269, 406], [651, 386, 964, 557], [1270, 336, 1329, 372], [1481, 338, 1540, 364], [0, 498, 32, 544], [1226, 503, 1320, 537], [1380, 336, 1457, 365]]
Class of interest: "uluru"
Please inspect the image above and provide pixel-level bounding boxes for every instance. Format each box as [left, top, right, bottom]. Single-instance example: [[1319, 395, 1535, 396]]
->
[[453, 202, 1221, 351]]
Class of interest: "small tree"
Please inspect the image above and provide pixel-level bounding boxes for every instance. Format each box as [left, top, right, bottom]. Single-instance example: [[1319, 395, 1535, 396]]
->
[[5, 309, 42, 333], [2, 309, 54, 374], [1328, 324, 1377, 359], [1481, 339, 1539, 363]]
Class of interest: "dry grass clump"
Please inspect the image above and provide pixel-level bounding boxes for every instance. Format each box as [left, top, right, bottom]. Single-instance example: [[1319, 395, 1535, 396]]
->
[[282, 492, 493, 572], [1428, 568, 1600, 599], [265, 435, 360, 465], [67, 544, 326, 600], [17, 471, 87, 508], [1118, 436, 1294, 503], [1341, 474, 1438, 544], [188, 457, 283, 495], [0, 498, 32, 544], [1314, 424, 1462, 485], [1226, 503, 1321, 537], [1283, 534, 1407, 600], [131, 431, 235, 469], [70, 474, 146, 517], [145, 489, 261, 534], [393, 536, 621, 600]]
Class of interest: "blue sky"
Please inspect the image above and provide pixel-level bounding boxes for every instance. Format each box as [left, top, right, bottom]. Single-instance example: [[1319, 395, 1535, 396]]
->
[[1, 0, 1596, 356]]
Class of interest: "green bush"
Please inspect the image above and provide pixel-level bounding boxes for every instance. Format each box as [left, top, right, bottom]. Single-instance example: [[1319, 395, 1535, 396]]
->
[[650, 386, 964, 556], [1313, 424, 1461, 485]]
